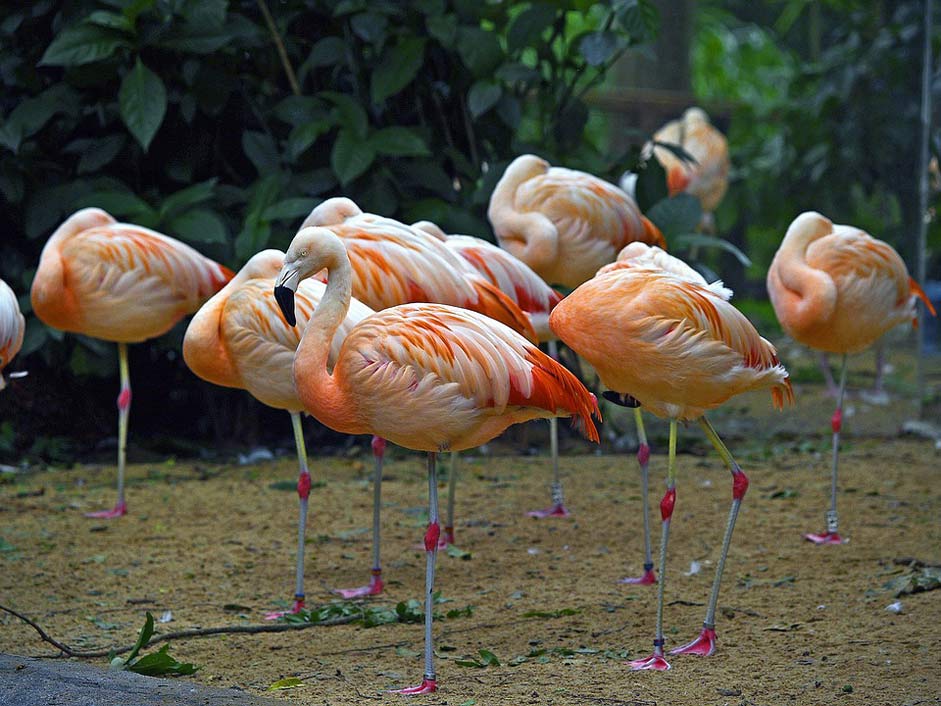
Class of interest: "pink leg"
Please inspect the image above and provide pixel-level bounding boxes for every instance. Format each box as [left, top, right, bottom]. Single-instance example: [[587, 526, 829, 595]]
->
[[390, 453, 440, 695], [620, 409, 657, 585], [335, 436, 386, 598], [806, 354, 847, 545], [528, 341, 570, 519], [87, 343, 130, 519]]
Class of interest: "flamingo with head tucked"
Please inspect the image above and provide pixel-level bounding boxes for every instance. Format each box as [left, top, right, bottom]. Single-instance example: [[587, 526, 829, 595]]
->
[[300, 198, 538, 597], [551, 261, 792, 671], [30, 208, 233, 518], [767, 211, 935, 544], [0, 278, 26, 391], [273, 225, 600, 694], [183, 250, 374, 616]]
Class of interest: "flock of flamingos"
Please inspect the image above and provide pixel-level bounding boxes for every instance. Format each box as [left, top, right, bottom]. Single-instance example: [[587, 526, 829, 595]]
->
[[1, 108, 935, 693]]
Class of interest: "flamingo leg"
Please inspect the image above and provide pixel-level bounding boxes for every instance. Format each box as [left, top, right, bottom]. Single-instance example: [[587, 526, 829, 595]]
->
[[86, 342, 130, 518], [528, 340, 570, 518], [443, 452, 458, 547], [620, 408, 656, 585], [335, 436, 386, 598], [390, 452, 440, 695], [806, 354, 848, 545], [629, 419, 677, 671], [817, 352, 839, 398], [671, 415, 748, 657], [266, 412, 311, 619]]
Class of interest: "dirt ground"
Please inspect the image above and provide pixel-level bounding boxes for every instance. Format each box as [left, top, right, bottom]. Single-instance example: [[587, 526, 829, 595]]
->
[[2, 362, 941, 706]]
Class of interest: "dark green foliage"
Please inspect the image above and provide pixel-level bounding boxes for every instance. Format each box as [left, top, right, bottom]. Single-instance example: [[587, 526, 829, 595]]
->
[[1, 0, 660, 461], [108, 612, 200, 676]]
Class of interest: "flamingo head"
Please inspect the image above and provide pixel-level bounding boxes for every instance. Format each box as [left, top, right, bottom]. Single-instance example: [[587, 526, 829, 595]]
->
[[300, 197, 362, 229], [275, 226, 347, 326]]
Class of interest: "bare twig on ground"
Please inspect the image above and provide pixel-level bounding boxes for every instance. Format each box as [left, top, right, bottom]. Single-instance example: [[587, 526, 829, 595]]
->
[[0, 603, 358, 658]]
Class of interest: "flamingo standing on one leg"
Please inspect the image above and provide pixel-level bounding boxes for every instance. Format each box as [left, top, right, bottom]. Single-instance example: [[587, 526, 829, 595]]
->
[[0, 278, 26, 391], [767, 211, 935, 545], [597, 243, 733, 586], [273, 225, 600, 694], [488, 154, 664, 514], [412, 219, 567, 525], [301, 198, 538, 597], [183, 250, 374, 616], [551, 263, 793, 670], [30, 208, 233, 518]]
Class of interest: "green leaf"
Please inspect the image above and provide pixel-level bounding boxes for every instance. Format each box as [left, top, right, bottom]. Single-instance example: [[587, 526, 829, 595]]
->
[[128, 644, 199, 676], [242, 130, 281, 173], [426, 13, 457, 45], [321, 92, 369, 139], [672, 233, 752, 267], [124, 612, 155, 664], [167, 209, 227, 244], [634, 157, 668, 211], [496, 94, 521, 129], [158, 25, 233, 53], [85, 10, 134, 32], [181, 0, 227, 27], [267, 677, 305, 691], [287, 121, 331, 161], [369, 127, 429, 157], [371, 38, 426, 104], [645, 193, 702, 238], [615, 0, 659, 42], [0, 84, 79, 153], [579, 31, 621, 66], [74, 191, 154, 220], [350, 12, 387, 43], [331, 129, 375, 185], [273, 96, 327, 127], [262, 198, 318, 221], [507, 3, 556, 52], [119, 59, 167, 151], [457, 27, 503, 75], [306, 36, 346, 68], [495, 62, 540, 84], [159, 179, 217, 219], [39, 23, 130, 66], [70, 136, 126, 174], [468, 81, 501, 118], [478, 649, 500, 667]]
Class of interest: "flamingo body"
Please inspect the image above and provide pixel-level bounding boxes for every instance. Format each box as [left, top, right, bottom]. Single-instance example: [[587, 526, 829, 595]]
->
[[31, 208, 233, 343], [767, 212, 934, 354], [488, 155, 664, 288], [0, 279, 25, 391]]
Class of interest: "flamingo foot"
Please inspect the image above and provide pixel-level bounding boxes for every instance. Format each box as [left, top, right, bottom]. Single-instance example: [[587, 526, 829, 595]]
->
[[619, 565, 657, 585], [628, 652, 670, 671], [440, 526, 456, 548], [334, 572, 384, 599], [389, 677, 437, 695], [669, 627, 717, 656], [526, 503, 570, 518], [264, 597, 305, 620], [85, 501, 127, 519], [804, 531, 845, 545]]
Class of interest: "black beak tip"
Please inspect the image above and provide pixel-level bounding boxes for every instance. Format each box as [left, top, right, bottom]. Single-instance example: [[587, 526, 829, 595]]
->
[[274, 285, 297, 326]]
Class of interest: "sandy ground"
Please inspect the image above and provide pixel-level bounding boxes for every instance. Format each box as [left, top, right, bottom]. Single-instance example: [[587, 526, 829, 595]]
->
[[2, 370, 941, 706]]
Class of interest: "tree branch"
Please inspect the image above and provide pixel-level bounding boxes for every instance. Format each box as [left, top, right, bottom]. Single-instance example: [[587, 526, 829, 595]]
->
[[255, 0, 301, 96]]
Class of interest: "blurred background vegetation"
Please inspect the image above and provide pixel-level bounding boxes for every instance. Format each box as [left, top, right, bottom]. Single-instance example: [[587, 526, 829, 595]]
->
[[0, 0, 937, 464]]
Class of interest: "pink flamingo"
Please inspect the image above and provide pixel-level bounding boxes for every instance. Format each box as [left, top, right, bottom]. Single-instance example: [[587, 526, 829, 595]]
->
[[412, 220, 569, 523], [30, 208, 233, 518], [183, 250, 374, 616], [274, 225, 600, 694], [767, 212, 935, 544], [301, 198, 538, 598], [551, 262, 792, 670], [0, 278, 26, 391]]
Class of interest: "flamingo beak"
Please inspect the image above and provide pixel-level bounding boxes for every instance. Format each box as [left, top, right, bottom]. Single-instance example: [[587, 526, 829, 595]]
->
[[274, 267, 300, 327]]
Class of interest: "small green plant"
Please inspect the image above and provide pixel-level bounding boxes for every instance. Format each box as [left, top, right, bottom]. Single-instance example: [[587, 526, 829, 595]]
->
[[108, 612, 199, 677], [522, 607, 580, 619], [456, 648, 501, 668], [268, 677, 305, 691], [282, 594, 474, 628]]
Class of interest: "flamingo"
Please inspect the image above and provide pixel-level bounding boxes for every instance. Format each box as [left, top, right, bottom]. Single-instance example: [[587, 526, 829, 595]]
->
[[650, 107, 729, 231], [767, 212, 935, 544], [596, 242, 733, 586], [487, 154, 665, 290], [0, 278, 26, 391], [412, 220, 570, 521], [550, 263, 793, 671], [300, 198, 538, 598], [273, 225, 600, 694], [488, 155, 664, 513], [30, 208, 233, 518], [182, 250, 374, 616]]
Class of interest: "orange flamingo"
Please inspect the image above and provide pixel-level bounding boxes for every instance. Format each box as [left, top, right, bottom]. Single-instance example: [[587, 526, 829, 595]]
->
[[301, 198, 538, 597], [596, 243, 733, 586], [412, 220, 571, 520], [183, 250, 374, 616], [767, 211, 935, 544], [551, 263, 793, 670], [650, 107, 729, 231], [487, 154, 665, 289], [0, 278, 26, 391], [31, 208, 233, 518], [274, 225, 600, 694]]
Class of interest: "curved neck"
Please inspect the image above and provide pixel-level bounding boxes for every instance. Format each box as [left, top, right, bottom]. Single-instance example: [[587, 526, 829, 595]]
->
[[294, 252, 359, 431], [771, 216, 837, 329]]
